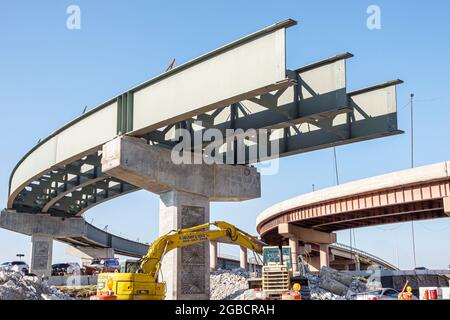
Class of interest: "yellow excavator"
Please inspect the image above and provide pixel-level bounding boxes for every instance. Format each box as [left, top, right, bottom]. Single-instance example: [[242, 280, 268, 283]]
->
[[94, 221, 265, 300]]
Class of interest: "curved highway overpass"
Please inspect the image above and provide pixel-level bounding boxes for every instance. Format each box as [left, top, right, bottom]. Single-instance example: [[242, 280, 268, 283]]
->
[[257, 161, 450, 244]]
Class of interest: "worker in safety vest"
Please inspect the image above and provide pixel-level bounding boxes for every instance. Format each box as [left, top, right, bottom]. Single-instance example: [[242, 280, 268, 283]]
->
[[398, 286, 413, 300]]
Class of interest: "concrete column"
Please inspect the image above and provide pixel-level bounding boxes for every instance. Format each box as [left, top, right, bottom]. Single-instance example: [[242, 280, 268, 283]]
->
[[30, 234, 53, 277], [239, 246, 248, 270], [319, 244, 330, 269], [355, 255, 361, 271], [159, 190, 210, 300], [444, 196, 450, 216], [210, 241, 218, 272], [289, 237, 299, 274]]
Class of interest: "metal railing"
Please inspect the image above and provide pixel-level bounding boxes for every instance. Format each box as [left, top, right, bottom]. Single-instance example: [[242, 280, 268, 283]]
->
[[331, 242, 399, 270]]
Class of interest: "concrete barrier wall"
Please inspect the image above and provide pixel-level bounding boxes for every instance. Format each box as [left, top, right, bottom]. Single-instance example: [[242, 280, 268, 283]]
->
[[48, 275, 98, 286]]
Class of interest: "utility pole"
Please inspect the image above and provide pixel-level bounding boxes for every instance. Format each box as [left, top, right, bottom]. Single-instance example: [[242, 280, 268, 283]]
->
[[333, 147, 340, 185], [410, 93, 417, 269], [410, 93, 415, 168], [333, 146, 355, 266]]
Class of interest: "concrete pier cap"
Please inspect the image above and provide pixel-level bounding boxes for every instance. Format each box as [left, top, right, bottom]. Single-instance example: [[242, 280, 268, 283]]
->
[[278, 223, 336, 244], [0, 210, 85, 277], [102, 136, 261, 201], [278, 223, 336, 270]]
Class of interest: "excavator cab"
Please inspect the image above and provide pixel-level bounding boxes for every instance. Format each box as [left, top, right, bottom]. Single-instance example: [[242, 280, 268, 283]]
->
[[119, 259, 140, 273]]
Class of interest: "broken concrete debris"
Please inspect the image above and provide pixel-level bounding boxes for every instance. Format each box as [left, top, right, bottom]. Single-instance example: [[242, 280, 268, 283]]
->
[[210, 268, 251, 300], [316, 267, 368, 299], [0, 271, 71, 300], [210, 267, 368, 300]]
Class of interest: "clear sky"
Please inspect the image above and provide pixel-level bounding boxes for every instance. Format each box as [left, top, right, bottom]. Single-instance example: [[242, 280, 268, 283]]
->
[[0, 0, 449, 270]]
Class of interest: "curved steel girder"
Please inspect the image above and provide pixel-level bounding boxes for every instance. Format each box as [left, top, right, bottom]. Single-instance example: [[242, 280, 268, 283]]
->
[[75, 184, 139, 217], [48, 178, 138, 216], [12, 153, 103, 214], [41, 175, 107, 213], [8, 48, 403, 218]]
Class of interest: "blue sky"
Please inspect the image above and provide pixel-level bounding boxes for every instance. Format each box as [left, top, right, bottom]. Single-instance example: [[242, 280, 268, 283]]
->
[[0, 0, 449, 269]]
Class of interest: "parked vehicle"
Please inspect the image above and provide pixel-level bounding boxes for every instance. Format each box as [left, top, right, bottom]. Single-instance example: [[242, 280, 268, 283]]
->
[[414, 267, 428, 271], [84, 258, 120, 275], [51, 263, 81, 275], [0, 261, 29, 274], [352, 288, 405, 300]]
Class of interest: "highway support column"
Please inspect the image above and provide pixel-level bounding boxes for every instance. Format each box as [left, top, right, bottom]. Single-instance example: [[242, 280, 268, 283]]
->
[[444, 197, 450, 216], [278, 223, 336, 272], [319, 244, 330, 269], [159, 190, 210, 300], [210, 241, 218, 272], [239, 246, 248, 270], [289, 237, 299, 274], [30, 234, 53, 277]]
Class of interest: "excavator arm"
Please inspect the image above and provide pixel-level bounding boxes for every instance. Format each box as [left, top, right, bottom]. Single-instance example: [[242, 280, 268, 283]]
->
[[138, 221, 265, 278]]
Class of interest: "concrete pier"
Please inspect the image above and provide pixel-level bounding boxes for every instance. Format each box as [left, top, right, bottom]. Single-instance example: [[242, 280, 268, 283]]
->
[[319, 244, 330, 268], [289, 237, 299, 273], [30, 234, 53, 277], [159, 190, 210, 300], [239, 246, 248, 270], [210, 241, 218, 272], [278, 223, 335, 271], [102, 136, 261, 300]]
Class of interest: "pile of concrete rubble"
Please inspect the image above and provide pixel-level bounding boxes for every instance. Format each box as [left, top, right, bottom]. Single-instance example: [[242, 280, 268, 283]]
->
[[210, 267, 368, 300], [210, 268, 251, 300], [0, 271, 71, 300], [308, 267, 368, 300]]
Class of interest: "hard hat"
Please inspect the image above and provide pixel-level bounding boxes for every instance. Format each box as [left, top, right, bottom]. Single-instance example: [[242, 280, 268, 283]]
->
[[406, 286, 412, 292], [292, 283, 301, 291]]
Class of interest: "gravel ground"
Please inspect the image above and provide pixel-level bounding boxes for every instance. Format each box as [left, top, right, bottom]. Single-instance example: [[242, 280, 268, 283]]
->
[[0, 271, 72, 300]]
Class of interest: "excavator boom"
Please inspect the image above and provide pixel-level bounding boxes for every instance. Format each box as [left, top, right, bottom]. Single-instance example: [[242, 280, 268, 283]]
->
[[138, 221, 265, 277]]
